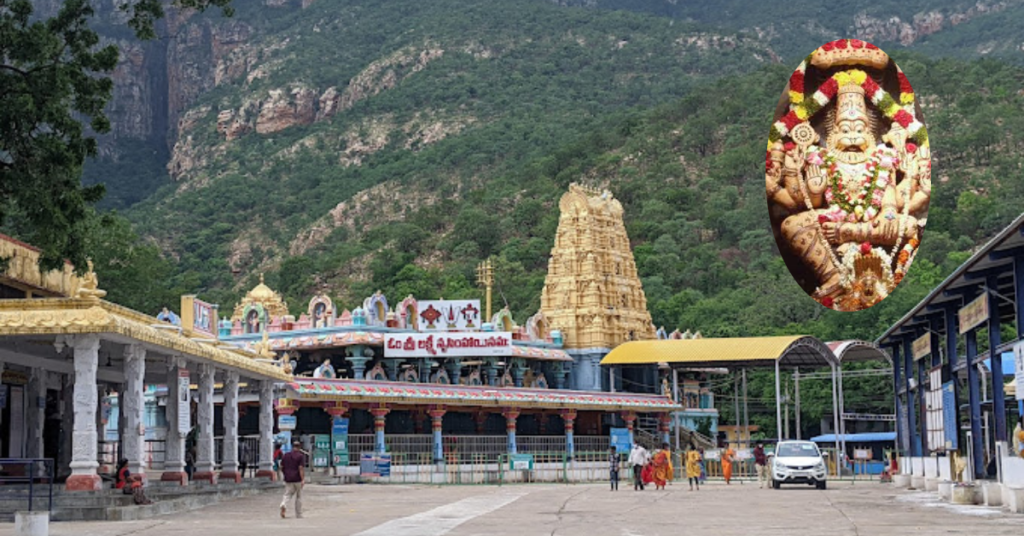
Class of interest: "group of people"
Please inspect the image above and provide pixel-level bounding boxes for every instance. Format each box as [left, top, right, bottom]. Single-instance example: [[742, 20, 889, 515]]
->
[[611, 443, 708, 492]]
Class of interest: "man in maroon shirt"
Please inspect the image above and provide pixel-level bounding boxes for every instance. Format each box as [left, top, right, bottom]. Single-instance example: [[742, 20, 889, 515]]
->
[[280, 439, 307, 518], [754, 442, 769, 489]]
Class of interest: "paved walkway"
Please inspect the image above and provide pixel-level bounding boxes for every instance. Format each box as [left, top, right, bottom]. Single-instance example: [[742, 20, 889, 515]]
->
[[3, 481, 1021, 535]]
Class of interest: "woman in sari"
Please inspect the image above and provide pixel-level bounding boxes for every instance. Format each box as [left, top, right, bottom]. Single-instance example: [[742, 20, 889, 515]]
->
[[721, 444, 736, 484], [686, 445, 701, 491], [651, 443, 673, 490]]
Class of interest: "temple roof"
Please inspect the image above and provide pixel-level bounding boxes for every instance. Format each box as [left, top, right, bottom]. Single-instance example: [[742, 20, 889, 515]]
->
[[288, 378, 681, 411], [232, 274, 289, 320]]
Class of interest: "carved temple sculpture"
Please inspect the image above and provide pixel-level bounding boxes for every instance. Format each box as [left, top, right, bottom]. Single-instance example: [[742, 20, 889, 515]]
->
[[766, 39, 930, 312], [541, 183, 655, 349], [231, 274, 290, 330]]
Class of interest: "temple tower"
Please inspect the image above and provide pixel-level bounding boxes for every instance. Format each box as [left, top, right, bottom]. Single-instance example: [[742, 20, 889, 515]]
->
[[541, 183, 655, 390]]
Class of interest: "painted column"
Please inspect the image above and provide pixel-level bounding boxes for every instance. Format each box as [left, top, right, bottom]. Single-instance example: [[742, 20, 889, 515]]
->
[[193, 363, 217, 484], [985, 276, 1007, 443], [26, 367, 46, 460], [562, 409, 577, 460], [1015, 254, 1024, 418], [67, 334, 102, 491], [966, 329, 985, 479], [551, 362, 566, 390], [370, 405, 390, 454], [385, 360, 401, 382], [162, 358, 188, 485], [256, 380, 276, 480], [902, 336, 920, 457], [943, 307, 961, 452], [324, 402, 348, 475], [122, 345, 146, 479], [512, 358, 527, 388], [446, 358, 462, 386], [621, 411, 637, 447], [485, 358, 500, 387], [503, 409, 519, 454], [429, 406, 446, 463], [348, 345, 371, 380], [220, 371, 241, 483], [658, 413, 671, 447]]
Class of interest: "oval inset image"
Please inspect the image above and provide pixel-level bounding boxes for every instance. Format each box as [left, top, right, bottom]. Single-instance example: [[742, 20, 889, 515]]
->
[[766, 39, 931, 312]]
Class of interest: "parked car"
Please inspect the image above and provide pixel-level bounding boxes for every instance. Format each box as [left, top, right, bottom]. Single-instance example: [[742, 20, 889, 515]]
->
[[772, 440, 827, 489]]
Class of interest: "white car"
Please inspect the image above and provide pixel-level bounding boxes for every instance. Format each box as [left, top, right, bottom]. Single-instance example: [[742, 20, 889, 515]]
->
[[771, 440, 828, 489]]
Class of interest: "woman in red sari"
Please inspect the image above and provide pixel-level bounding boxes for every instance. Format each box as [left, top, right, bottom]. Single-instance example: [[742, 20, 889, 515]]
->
[[651, 443, 673, 490]]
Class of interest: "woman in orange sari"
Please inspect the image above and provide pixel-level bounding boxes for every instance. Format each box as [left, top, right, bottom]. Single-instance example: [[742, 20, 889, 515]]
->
[[721, 445, 736, 484], [651, 443, 673, 490]]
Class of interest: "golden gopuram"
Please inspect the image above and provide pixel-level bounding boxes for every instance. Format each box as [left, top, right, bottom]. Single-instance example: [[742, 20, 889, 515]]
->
[[541, 183, 655, 390]]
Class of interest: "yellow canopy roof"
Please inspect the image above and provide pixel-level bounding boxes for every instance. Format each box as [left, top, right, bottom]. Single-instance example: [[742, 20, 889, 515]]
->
[[600, 335, 838, 368]]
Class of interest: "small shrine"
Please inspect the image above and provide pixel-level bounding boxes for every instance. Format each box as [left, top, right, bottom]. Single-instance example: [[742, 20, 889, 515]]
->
[[230, 274, 290, 334]]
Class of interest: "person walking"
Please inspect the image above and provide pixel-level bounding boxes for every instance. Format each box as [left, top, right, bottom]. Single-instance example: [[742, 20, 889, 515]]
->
[[280, 439, 307, 519], [628, 443, 649, 491], [609, 446, 620, 491], [721, 443, 736, 485], [686, 445, 702, 491], [753, 442, 769, 488], [651, 443, 673, 490]]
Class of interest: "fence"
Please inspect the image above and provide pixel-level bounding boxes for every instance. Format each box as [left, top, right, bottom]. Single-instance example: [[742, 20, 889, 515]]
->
[[0, 459, 54, 513]]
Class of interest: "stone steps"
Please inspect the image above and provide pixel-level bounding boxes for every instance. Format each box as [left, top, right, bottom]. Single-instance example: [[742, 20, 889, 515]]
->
[[0, 480, 282, 522]]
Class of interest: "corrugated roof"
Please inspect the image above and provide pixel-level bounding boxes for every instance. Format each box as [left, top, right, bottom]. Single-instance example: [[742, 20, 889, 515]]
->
[[827, 340, 892, 364], [810, 432, 895, 443], [600, 336, 837, 368]]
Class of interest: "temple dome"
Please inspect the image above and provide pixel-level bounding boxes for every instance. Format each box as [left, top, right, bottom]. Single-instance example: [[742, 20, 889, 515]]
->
[[231, 273, 290, 321]]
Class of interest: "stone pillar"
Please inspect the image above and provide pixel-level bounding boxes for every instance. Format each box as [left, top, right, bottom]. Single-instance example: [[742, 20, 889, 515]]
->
[[220, 371, 241, 483], [58, 372, 73, 480], [562, 409, 577, 460], [67, 335, 102, 491], [428, 406, 446, 463], [122, 345, 146, 479], [162, 358, 188, 485], [621, 411, 637, 446], [193, 363, 217, 484], [551, 362, 566, 390], [348, 345, 371, 380], [485, 358, 500, 387], [503, 409, 520, 454], [26, 367, 45, 460], [446, 358, 462, 386], [255, 380, 276, 480], [658, 413, 671, 446], [370, 405, 390, 454]]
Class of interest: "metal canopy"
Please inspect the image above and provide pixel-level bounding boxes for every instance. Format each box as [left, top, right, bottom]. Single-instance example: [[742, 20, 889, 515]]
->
[[600, 335, 838, 369], [877, 212, 1024, 344], [827, 340, 892, 365]]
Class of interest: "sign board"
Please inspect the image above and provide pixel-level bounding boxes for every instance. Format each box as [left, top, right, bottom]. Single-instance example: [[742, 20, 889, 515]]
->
[[1014, 341, 1024, 401], [274, 431, 292, 453], [278, 415, 297, 431], [332, 417, 350, 466], [853, 449, 872, 460], [359, 453, 391, 477], [912, 333, 931, 361], [734, 449, 751, 460], [312, 434, 330, 468], [177, 369, 190, 435], [926, 367, 944, 453], [899, 404, 910, 452], [959, 293, 989, 334], [610, 427, 631, 454], [942, 381, 958, 450], [703, 449, 721, 461], [384, 332, 513, 358], [417, 300, 482, 331], [509, 454, 534, 470]]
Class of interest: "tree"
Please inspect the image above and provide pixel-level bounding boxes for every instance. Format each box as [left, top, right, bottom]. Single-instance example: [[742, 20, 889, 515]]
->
[[0, 0, 231, 272]]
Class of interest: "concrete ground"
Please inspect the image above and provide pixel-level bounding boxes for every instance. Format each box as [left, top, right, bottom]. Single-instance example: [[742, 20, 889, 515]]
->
[[3, 480, 1021, 536]]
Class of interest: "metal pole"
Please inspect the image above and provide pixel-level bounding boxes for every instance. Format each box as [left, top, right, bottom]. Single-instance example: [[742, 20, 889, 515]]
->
[[673, 369, 680, 451], [742, 369, 749, 445], [985, 275, 1007, 443], [838, 365, 847, 460], [733, 374, 740, 448], [831, 364, 841, 471], [784, 383, 790, 440], [966, 329, 984, 479], [775, 360, 783, 444], [609, 367, 615, 393], [795, 368, 802, 440]]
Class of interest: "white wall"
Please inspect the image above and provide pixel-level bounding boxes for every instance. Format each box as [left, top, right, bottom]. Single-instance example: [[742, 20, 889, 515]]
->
[[924, 457, 938, 478], [911, 457, 924, 476], [1002, 456, 1024, 487]]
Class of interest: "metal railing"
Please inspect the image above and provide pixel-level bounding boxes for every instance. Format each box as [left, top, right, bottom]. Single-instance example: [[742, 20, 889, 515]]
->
[[340, 435, 611, 466], [0, 459, 54, 513]]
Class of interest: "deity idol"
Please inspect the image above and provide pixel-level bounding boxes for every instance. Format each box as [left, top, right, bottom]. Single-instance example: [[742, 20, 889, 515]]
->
[[766, 39, 931, 311]]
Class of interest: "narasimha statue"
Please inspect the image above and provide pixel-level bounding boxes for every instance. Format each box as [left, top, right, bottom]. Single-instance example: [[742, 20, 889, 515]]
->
[[766, 39, 931, 312]]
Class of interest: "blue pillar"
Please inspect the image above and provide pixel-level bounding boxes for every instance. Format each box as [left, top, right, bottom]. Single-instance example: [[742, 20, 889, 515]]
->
[[430, 408, 444, 463], [563, 410, 576, 461], [371, 407, 388, 454], [903, 336, 921, 457], [504, 409, 518, 455], [944, 307, 962, 451], [1016, 256, 1024, 420], [891, 343, 904, 454], [986, 275, 1007, 443], [967, 330, 985, 478]]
